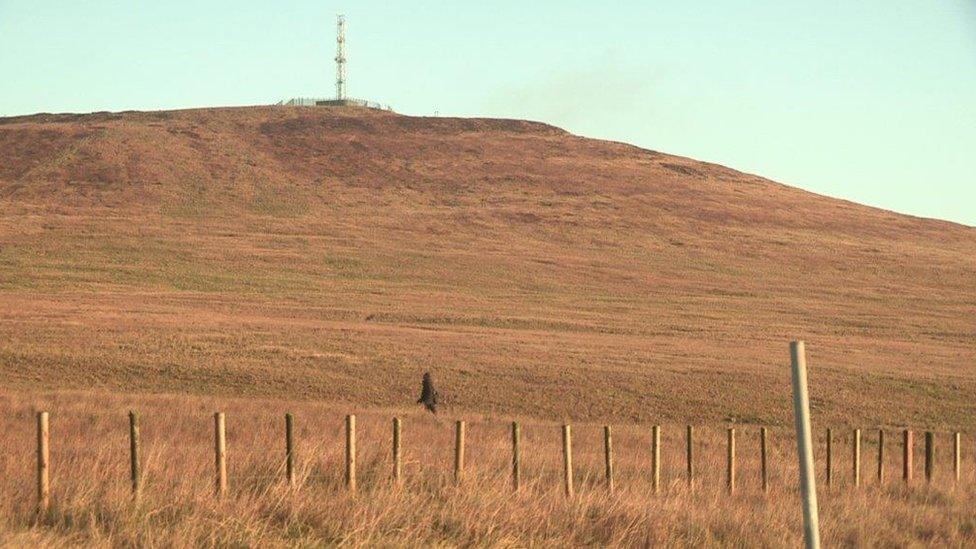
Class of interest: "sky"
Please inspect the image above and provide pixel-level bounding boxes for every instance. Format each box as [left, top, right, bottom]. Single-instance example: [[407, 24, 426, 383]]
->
[[1, 1, 974, 226]]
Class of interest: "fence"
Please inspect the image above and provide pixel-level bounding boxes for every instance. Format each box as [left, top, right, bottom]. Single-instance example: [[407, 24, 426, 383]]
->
[[275, 97, 392, 110], [28, 409, 967, 512]]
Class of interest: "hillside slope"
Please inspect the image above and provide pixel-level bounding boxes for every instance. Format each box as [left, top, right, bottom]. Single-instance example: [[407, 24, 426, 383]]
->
[[0, 106, 974, 426]]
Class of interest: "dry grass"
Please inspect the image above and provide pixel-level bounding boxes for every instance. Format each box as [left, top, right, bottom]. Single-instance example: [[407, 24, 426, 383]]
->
[[0, 107, 974, 429], [0, 391, 974, 547], [0, 106, 974, 544]]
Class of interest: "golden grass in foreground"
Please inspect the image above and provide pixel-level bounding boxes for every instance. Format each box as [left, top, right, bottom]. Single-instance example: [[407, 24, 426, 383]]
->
[[0, 391, 973, 547]]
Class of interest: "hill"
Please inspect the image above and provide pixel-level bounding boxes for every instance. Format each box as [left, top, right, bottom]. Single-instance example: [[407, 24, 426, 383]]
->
[[0, 106, 974, 427]]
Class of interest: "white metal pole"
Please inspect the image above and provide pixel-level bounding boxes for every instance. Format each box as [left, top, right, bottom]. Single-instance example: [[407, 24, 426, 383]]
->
[[790, 341, 821, 549], [335, 15, 346, 100]]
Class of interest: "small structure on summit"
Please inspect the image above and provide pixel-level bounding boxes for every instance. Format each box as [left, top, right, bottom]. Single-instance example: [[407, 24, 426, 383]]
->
[[277, 15, 391, 111]]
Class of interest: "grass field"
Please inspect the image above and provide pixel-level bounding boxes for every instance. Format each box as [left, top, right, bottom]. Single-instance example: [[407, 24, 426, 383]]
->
[[1, 391, 974, 546], [0, 106, 974, 544], [1, 107, 974, 428]]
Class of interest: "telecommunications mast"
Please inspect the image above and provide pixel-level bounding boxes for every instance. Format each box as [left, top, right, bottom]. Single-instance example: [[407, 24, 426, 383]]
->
[[277, 14, 390, 109], [335, 15, 347, 100]]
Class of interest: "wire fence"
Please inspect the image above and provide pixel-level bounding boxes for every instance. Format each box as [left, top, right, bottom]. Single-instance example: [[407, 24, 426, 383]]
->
[[276, 97, 392, 110], [29, 408, 969, 513]]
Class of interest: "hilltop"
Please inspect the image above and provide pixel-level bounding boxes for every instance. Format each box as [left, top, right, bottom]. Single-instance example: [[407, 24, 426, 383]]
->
[[0, 106, 974, 426]]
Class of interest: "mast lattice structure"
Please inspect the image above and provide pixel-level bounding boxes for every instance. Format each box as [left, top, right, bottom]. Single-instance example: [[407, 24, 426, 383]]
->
[[335, 15, 347, 100]]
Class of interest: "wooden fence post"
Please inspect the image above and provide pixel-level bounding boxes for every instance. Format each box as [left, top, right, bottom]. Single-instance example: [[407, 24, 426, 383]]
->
[[877, 429, 884, 483], [346, 414, 356, 492], [454, 420, 465, 483], [214, 412, 226, 498], [36, 412, 49, 514], [925, 431, 934, 482], [760, 427, 768, 492], [651, 425, 661, 494], [825, 428, 833, 487], [511, 422, 521, 491], [853, 428, 861, 487], [604, 425, 614, 493], [129, 411, 141, 497], [686, 425, 694, 487], [393, 417, 402, 484], [790, 340, 821, 549], [727, 427, 736, 493], [285, 413, 295, 487], [562, 424, 574, 497], [903, 430, 913, 483], [953, 432, 961, 483]]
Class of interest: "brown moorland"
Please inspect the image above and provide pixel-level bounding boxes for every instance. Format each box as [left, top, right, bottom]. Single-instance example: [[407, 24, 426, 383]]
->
[[0, 105, 974, 430], [1, 106, 975, 545]]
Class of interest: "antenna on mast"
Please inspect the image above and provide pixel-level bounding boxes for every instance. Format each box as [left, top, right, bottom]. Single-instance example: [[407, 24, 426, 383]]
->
[[335, 15, 347, 101], [277, 13, 390, 110]]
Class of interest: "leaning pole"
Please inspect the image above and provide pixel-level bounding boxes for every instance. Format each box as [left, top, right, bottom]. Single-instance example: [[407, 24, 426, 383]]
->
[[790, 341, 821, 549]]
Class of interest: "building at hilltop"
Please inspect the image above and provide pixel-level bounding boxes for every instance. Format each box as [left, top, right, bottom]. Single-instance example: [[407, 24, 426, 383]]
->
[[277, 15, 392, 111]]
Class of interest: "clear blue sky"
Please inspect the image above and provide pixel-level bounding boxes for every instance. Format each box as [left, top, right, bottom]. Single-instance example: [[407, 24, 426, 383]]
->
[[2, 1, 974, 226]]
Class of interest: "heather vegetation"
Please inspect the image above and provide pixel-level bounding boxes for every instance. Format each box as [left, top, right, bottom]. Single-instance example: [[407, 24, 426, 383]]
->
[[1, 107, 974, 544]]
